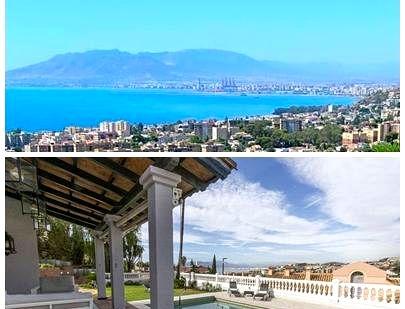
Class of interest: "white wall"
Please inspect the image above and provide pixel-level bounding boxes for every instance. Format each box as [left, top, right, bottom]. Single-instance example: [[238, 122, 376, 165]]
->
[[5, 196, 40, 294]]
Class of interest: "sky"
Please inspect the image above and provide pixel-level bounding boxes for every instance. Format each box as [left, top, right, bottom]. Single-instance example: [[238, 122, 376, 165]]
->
[[139, 157, 399, 266], [6, 0, 399, 70]]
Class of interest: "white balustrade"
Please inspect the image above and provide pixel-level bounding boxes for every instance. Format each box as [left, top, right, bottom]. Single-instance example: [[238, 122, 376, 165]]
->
[[180, 272, 400, 307], [105, 272, 149, 283]]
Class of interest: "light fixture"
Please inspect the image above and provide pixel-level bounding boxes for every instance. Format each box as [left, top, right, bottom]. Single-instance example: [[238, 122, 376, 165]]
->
[[5, 158, 38, 192], [5, 232, 17, 256], [6, 158, 49, 231], [172, 188, 183, 206]]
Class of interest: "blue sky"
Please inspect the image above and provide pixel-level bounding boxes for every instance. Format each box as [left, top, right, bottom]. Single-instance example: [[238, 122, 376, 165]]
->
[[6, 0, 399, 69], [139, 158, 399, 266]]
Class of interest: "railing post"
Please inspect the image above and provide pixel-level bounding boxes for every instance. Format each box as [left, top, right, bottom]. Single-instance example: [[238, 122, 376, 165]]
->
[[215, 273, 218, 285], [331, 279, 340, 303], [191, 272, 195, 284]]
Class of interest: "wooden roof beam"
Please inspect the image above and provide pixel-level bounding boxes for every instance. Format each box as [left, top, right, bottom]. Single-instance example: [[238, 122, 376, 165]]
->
[[37, 168, 119, 207], [38, 158, 127, 196]]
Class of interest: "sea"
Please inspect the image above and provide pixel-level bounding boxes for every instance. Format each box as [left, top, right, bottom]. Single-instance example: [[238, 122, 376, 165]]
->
[[5, 87, 356, 132]]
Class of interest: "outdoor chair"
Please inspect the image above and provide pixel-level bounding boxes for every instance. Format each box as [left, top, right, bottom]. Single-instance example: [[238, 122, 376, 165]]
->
[[228, 281, 242, 297], [253, 283, 271, 301]]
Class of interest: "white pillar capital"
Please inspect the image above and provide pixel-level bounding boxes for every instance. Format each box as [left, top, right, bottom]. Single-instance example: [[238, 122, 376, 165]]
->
[[140, 165, 181, 190], [104, 215, 122, 226]]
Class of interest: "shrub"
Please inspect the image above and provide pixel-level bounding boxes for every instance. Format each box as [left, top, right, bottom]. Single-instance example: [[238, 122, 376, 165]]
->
[[201, 282, 222, 292], [124, 280, 142, 286], [174, 276, 186, 289], [86, 272, 96, 282], [80, 281, 97, 289], [189, 280, 197, 289], [40, 263, 56, 269]]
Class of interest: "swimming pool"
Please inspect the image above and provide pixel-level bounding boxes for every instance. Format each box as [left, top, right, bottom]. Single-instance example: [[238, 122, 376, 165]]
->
[[174, 297, 256, 308], [178, 301, 251, 308]]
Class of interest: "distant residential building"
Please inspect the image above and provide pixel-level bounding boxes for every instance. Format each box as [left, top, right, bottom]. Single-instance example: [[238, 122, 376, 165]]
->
[[65, 126, 78, 135], [333, 262, 395, 285], [342, 132, 360, 147], [378, 122, 400, 141], [212, 126, 230, 141], [201, 143, 225, 152], [99, 120, 130, 137], [281, 119, 303, 133], [6, 132, 31, 150], [194, 122, 213, 140], [115, 120, 131, 137], [266, 262, 398, 285], [99, 121, 110, 132]]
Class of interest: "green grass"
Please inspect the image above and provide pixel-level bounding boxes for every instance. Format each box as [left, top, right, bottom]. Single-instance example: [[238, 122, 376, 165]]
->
[[106, 285, 205, 302]]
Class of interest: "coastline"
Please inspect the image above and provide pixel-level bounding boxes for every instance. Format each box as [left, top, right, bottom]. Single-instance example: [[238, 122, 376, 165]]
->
[[5, 88, 357, 132]]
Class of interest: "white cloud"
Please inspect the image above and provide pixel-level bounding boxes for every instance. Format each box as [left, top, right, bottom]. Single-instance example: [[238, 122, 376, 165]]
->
[[140, 158, 399, 263], [182, 158, 399, 262], [280, 158, 400, 229]]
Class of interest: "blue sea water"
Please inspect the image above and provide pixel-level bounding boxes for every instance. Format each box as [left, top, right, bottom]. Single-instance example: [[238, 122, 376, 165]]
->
[[5, 88, 356, 131]]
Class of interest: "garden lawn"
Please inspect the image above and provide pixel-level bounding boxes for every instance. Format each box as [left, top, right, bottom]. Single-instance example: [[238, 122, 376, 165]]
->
[[106, 285, 205, 302]]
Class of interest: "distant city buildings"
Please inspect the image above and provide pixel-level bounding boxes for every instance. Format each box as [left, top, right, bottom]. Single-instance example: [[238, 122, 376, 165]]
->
[[263, 259, 399, 285], [99, 120, 130, 137], [280, 119, 303, 133]]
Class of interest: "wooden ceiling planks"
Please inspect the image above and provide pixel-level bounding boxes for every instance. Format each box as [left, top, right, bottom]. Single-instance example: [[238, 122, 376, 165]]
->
[[6, 157, 236, 231]]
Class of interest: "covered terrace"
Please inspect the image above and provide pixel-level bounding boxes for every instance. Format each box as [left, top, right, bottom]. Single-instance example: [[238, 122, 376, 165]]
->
[[5, 157, 236, 309]]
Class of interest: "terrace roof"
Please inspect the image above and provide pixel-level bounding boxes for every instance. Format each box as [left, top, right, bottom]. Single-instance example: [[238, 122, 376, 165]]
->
[[5, 157, 236, 234]]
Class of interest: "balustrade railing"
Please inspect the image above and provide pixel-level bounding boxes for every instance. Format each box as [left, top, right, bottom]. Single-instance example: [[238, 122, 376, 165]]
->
[[180, 272, 400, 307], [105, 272, 149, 282]]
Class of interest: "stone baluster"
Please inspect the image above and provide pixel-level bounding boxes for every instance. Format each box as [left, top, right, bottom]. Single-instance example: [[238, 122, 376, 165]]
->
[[331, 279, 340, 303]]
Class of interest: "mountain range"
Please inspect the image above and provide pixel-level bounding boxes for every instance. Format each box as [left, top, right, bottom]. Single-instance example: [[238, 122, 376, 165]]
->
[[6, 49, 399, 86]]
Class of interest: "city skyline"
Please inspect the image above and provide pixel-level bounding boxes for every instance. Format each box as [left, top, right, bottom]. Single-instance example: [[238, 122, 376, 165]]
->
[[6, 0, 399, 70], [140, 158, 400, 265]]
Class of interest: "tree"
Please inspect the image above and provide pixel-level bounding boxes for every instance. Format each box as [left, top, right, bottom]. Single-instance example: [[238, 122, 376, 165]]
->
[[70, 225, 85, 265], [371, 142, 400, 152], [180, 256, 187, 267], [123, 228, 144, 272], [211, 254, 217, 274], [190, 259, 197, 272], [189, 135, 203, 144], [38, 217, 72, 261], [385, 132, 399, 143], [392, 260, 400, 275], [83, 231, 95, 267]]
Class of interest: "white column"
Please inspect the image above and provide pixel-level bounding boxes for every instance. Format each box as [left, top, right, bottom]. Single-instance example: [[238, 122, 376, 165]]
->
[[93, 233, 106, 299], [104, 215, 125, 309], [140, 166, 181, 309]]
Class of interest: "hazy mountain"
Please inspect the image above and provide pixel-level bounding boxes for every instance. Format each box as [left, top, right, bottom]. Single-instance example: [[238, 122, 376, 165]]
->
[[6, 49, 399, 86]]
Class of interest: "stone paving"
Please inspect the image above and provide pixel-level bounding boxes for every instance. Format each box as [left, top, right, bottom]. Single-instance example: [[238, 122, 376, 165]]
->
[[215, 292, 339, 309], [122, 292, 341, 309]]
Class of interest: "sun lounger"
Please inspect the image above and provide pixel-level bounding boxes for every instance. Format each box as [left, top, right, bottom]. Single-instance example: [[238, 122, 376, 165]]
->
[[253, 283, 270, 301], [228, 281, 242, 297]]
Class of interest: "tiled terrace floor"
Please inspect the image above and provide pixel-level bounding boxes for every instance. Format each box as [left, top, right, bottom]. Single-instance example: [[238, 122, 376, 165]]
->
[[215, 292, 339, 309], [122, 292, 340, 309]]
